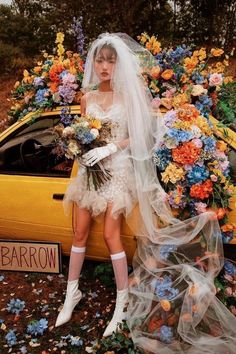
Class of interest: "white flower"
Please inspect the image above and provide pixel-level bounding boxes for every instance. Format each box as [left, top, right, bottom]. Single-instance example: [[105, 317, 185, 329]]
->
[[191, 84, 207, 96], [79, 121, 89, 128], [67, 141, 80, 156], [190, 125, 201, 138], [209, 73, 223, 86], [62, 127, 75, 138], [90, 128, 99, 138]]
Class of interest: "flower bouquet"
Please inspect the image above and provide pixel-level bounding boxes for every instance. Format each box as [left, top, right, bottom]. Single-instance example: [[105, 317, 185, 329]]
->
[[53, 114, 114, 190], [153, 103, 236, 243]]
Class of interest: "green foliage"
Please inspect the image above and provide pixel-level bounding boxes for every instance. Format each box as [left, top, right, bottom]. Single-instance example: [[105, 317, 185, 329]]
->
[[94, 262, 115, 287], [214, 83, 236, 129], [95, 322, 144, 353]]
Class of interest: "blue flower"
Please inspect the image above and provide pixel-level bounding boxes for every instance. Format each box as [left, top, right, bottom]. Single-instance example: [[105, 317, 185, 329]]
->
[[35, 89, 48, 103], [70, 336, 83, 346], [154, 275, 179, 300], [160, 245, 177, 260], [20, 346, 27, 353], [0, 275, 4, 281], [6, 298, 25, 315], [27, 318, 48, 336], [191, 72, 204, 84], [187, 165, 209, 185], [79, 131, 95, 144], [224, 261, 236, 275], [167, 128, 193, 143], [221, 231, 234, 243], [153, 147, 172, 171], [201, 136, 216, 152], [59, 70, 69, 79], [159, 325, 173, 344], [5, 329, 17, 346]]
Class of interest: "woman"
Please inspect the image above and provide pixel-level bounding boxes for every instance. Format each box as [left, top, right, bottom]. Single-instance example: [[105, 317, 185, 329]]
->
[[56, 33, 236, 352]]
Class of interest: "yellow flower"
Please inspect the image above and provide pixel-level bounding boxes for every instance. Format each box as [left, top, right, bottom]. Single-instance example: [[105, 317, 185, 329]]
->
[[173, 120, 192, 130], [195, 116, 212, 135], [33, 66, 42, 74], [57, 43, 65, 57], [90, 119, 102, 130], [224, 76, 233, 84], [150, 81, 160, 94], [161, 97, 173, 109], [216, 140, 227, 152], [62, 59, 71, 69], [69, 66, 77, 75], [173, 93, 189, 109], [211, 48, 224, 57], [210, 168, 226, 184], [161, 163, 185, 184], [161, 69, 174, 80], [138, 32, 149, 44], [193, 48, 206, 61], [55, 32, 65, 44], [183, 57, 198, 73], [145, 35, 161, 55], [42, 51, 48, 58], [14, 81, 20, 89]]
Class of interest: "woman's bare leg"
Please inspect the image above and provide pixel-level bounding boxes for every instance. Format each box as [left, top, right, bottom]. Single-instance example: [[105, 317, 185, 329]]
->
[[103, 204, 129, 336], [68, 204, 92, 281], [55, 204, 92, 327]]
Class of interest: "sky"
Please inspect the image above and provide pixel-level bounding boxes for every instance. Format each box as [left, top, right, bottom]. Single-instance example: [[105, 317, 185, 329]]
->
[[0, 0, 12, 4]]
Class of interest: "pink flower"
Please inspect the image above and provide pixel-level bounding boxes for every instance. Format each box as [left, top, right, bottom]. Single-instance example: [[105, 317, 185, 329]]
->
[[209, 73, 223, 87], [224, 287, 233, 296], [230, 306, 236, 316], [210, 174, 218, 182], [195, 202, 208, 214], [192, 138, 203, 148], [151, 97, 161, 109]]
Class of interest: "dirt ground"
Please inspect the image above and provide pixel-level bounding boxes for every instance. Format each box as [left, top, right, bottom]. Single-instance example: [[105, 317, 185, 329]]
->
[[0, 258, 122, 353]]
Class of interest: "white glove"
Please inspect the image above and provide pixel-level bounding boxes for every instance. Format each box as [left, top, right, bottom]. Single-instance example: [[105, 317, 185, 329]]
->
[[82, 143, 117, 166]]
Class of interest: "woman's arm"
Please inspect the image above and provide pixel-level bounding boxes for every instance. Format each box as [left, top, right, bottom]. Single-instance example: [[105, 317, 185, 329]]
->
[[115, 138, 130, 150]]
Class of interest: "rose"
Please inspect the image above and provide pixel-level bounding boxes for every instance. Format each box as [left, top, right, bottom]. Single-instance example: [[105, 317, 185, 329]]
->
[[151, 65, 161, 79], [191, 84, 207, 96], [209, 73, 223, 87], [90, 128, 99, 139], [161, 69, 174, 80]]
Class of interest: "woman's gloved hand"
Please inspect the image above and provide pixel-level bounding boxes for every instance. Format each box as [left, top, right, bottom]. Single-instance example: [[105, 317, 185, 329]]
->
[[82, 143, 117, 166]]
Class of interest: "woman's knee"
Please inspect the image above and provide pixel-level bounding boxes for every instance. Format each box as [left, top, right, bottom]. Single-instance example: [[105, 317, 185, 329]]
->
[[73, 229, 89, 245], [103, 232, 121, 247]]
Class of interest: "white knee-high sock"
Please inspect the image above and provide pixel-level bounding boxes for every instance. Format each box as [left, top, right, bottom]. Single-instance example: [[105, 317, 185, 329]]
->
[[68, 245, 86, 281], [111, 251, 128, 290]]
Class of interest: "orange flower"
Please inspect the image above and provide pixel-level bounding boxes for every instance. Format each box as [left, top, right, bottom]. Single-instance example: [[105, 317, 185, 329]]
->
[[161, 69, 174, 80], [215, 208, 227, 220], [181, 313, 192, 322], [151, 65, 161, 79], [160, 300, 171, 312], [49, 64, 64, 82], [211, 48, 224, 57], [216, 140, 227, 152], [177, 104, 199, 121], [172, 142, 201, 165], [183, 57, 198, 72], [48, 82, 58, 93], [190, 180, 213, 200], [221, 223, 235, 233], [148, 317, 164, 332]]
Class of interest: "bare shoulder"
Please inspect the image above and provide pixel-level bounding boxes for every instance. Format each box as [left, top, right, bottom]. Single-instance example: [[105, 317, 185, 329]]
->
[[80, 93, 88, 114]]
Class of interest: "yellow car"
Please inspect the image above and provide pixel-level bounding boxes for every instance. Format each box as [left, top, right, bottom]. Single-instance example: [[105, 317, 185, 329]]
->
[[0, 107, 235, 263]]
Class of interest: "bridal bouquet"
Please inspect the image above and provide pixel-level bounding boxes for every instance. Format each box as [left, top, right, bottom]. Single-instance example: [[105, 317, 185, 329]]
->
[[54, 114, 114, 190]]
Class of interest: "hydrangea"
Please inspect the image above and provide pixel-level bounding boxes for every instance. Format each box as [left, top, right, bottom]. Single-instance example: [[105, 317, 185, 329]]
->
[[191, 72, 204, 84], [33, 77, 45, 87], [164, 110, 178, 127], [5, 330, 17, 346], [60, 107, 73, 126], [201, 136, 216, 152], [224, 261, 236, 276], [160, 245, 177, 260], [167, 128, 193, 143], [35, 88, 49, 104], [6, 298, 25, 315], [27, 318, 48, 336], [153, 147, 172, 171], [159, 325, 173, 344], [154, 275, 179, 300], [187, 165, 209, 185]]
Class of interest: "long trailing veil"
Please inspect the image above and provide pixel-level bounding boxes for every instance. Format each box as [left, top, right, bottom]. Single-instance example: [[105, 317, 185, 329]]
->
[[82, 33, 236, 353]]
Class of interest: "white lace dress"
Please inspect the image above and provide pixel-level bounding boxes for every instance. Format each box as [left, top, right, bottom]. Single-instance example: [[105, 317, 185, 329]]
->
[[63, 91, 137, 218]]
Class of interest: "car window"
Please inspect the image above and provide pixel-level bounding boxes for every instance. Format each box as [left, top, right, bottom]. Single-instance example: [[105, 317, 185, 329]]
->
[[0, 115, 74, 177]]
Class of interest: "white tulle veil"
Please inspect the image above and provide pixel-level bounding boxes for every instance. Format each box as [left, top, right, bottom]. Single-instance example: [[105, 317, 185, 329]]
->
[[82, 33, 236, 353]]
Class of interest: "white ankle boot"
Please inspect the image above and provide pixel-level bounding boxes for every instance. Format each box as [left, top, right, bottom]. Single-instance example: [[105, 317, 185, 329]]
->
[[103, 288, 129, 337], [55, 279, 82, 327]]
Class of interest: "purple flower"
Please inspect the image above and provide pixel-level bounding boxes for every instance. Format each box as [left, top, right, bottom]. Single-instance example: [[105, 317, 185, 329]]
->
[[72, 16, 85, 55], [224, 261, 236, 275], [159, 325, 173, 343], [33, 77, 45, 87]]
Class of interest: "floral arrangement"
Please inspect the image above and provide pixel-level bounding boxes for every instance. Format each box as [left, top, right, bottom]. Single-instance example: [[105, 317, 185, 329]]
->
[[153, 103, 236, 243], [53, 114, 114, 189], [8, 32, 84, 124], [138, 32, 234, 121]]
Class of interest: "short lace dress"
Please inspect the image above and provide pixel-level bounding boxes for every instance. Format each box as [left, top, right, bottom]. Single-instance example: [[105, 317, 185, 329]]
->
[[63, 90, 137, 218]]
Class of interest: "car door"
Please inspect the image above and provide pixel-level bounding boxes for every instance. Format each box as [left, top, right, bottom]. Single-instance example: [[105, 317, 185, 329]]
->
[[0, 111, 77, 255]]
